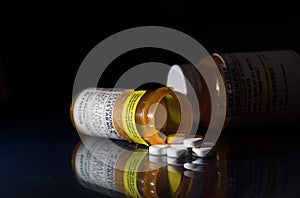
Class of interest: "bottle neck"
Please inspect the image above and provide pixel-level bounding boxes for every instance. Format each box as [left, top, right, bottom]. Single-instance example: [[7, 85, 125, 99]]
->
[[113, 87, 194, 145]]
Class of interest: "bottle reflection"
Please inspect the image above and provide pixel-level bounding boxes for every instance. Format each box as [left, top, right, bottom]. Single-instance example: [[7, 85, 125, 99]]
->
[[71, 137, 219, 198], [72, 134, 300, 197]]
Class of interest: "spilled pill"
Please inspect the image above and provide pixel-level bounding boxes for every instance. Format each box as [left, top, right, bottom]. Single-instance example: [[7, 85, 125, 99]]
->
[[169, 143, 185, 148], [183, 138, 203, 148], [167, 147, 188, 158], [192, 157, 207, 164], [149, 144, 169, 155], [192, 147, 213, 157], [184, 162, 204, 172]]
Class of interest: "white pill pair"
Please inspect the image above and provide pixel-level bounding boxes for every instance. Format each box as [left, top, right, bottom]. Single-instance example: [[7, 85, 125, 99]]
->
[[148, 154, 188, 166], [149, 144, 188, 157], [183, 137, 214, 157], [184, 163, 205, 172], [149, 137, 207, 154], [183, 157, 210, 172]]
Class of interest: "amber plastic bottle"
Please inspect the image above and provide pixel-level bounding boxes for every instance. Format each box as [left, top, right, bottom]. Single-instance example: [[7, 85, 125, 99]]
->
[[70, 87, 193, 145], [168, 50, 300, 130]]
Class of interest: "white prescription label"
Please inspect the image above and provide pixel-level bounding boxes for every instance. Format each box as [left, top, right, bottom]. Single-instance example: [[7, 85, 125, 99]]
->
[[72, 88, 124, 139], [217, 50, 300, 127]]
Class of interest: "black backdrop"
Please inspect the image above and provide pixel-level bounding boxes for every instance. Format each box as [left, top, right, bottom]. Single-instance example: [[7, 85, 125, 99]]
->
[[1, 3, 300, 117]]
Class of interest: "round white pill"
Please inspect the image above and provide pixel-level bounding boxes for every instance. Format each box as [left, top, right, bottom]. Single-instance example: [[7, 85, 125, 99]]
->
[[183, 138, 203, 148], [149, 144, 169, 155], [184, 162, 204, 172], [169, 143, 185, 147], [167, 147, 188, 158], [192, 157, 206, 164], [192, 147, 213, 157]]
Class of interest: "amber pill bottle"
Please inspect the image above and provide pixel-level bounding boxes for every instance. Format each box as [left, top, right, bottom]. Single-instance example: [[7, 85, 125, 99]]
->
[[70, 87, 193, 145], [167, 50, 300, 130]]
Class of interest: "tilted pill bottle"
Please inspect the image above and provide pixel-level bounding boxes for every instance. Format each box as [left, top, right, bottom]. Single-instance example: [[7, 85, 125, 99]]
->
[[70, 87, 194, 146], [167, 50, 300, 130]]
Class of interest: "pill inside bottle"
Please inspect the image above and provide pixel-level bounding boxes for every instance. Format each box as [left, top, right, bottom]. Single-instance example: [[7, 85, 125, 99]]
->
[[70, 87, 194, 146]]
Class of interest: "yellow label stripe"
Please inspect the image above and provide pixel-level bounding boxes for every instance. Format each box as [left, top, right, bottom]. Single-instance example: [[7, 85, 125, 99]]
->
[[122, 91, 149, 146]]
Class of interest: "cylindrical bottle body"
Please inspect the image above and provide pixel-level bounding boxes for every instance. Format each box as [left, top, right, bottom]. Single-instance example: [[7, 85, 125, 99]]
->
[[170, 50, 300, 129], [215, 50, 300, 128], [70, 87, 194, 145]]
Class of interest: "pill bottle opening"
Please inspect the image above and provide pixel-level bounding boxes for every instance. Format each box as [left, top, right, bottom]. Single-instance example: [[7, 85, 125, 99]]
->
[[136, 87, 180, 143], [167, 65, 212, 134], [136, 83, 181, 135], [153, 93, 181, 135]]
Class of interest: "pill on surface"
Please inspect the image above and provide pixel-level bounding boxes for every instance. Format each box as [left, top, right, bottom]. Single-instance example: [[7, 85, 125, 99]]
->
[[192, 147, 213, 157], [167, 134, 186, 144], [184, 162, 204, 172], [149, 144, 169, 155], [169, 143, 185, 147], [183, 138, 203, 148], [167, 147, 188, 158], [192, 157, 207, 164]]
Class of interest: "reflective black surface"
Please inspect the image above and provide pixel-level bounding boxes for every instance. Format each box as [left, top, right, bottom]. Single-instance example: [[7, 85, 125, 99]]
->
[[1, 114, 300, 197]]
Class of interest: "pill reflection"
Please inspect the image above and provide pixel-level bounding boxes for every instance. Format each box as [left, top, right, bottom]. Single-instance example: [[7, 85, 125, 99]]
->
[[72, 134, 300, 198], [71, 137, 219, 198]]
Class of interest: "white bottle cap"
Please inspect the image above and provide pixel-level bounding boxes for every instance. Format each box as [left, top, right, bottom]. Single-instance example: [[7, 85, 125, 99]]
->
[[167, 65, 187, 94]]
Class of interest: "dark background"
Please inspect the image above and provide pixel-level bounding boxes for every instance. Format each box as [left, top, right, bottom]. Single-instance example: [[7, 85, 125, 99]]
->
[[0, 2, 300, 197], [1, 3, 300, 117]]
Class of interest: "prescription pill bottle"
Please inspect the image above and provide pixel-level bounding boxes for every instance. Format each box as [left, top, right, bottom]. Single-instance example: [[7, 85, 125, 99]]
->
[[70, 87, 193, 146], [167, 50, 300, 130]]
